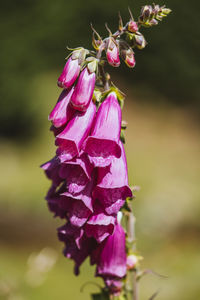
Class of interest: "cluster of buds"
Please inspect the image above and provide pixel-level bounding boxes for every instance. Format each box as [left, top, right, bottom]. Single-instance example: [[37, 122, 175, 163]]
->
[[41, 4, 171, 299], [138, 4, 172, 27]]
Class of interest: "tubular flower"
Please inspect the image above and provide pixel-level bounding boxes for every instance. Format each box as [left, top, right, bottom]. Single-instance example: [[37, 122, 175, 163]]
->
[[92, 223, 127, 279], [57, 223, 96, 275], [85, 210, 115, 243], [57, 57, 80, 89], [93, 141, 132, 215], [59, 153, 93, 194], [83, 92, 121, 167], [70, 67, 96, 111], [48, 87, 75, 128], [55, 100, 96, 162]]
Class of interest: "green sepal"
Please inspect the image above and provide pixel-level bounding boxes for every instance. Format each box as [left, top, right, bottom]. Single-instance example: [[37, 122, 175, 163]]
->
[[120, 129, 126, 144], [87, 58, 98, 74]]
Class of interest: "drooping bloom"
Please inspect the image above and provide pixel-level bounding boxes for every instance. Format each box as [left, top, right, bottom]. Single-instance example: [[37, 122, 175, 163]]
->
[[58, 223, 96, 275], [59, 153, 93, 194], [40, 156, 62, 186], [48, 87, 75, 128], [106, 38, 120, 67], [93, 141, 132, 214], [55, 100, 96, 162], [85, 210, 115, 243], [83, 92, 121, 167], [45, 184, 67, 218], [60, 177, 94, 227], [57, 57, 80, 89], [92, 223, 126, 279], [70, 67, 96, 111]]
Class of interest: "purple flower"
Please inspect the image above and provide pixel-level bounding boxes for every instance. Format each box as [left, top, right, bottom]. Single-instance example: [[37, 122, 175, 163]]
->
[[60, 177, 94, 227], [85, 210, 115, 243], [58, 224, 96, 275], [59, 153, 93, 194], [70, 67, 96, 112], [58, 223, 84, 249], [106, 38, 120, 67], [48, 87, 75, 128], [45, 184, 67, 218], [93, 141, 132, 214], [55, 100, 96, 162], [40, 156, 62, 186], [57, 57, 80, 89], [49, 124, 66, 137], [92, 223, 127, 279], [83, 92, 121, 167]]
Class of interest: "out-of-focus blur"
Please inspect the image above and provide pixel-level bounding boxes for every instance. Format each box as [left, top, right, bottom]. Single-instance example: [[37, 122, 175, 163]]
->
[[0, 0, 199, 299]]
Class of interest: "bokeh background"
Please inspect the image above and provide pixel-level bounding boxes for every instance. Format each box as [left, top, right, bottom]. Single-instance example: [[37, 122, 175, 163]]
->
[[0, 0, 199, 299]]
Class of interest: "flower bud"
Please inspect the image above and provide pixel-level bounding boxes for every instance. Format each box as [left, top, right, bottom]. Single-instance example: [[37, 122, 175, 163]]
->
[[127, 20, 138, 33], [149, 19, 158, 26], [106, 38, 120, 67], [140, 5, 153, 21], [57, 57, 80, 89], [70, 67, 96, 112], [121, 48, 136, 68], [134, 32, 147, 49], [126, 254, 138, 270]]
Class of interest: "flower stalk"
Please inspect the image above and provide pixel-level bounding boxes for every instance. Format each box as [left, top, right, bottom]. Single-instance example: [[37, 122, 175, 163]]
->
[[41, 3, 171, 300]]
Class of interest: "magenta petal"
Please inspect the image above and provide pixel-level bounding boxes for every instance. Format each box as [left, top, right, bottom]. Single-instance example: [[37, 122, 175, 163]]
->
[[59, 153, 93, 194], [45, 184, 67, 218], [48, 88, 75, 128], [63, 236, 95, 275], [70, 67, 96, 112], [57, 57, 80, 89], [96, 223, 126, 278], [93, 141, 132, 215], [40, 156, 62, 186], [85, 213, 115, 243], [57, 223, 84, 249], [55, 101, 96, 161], [60, 179, 94, 227], [83, 92, 121, 167]]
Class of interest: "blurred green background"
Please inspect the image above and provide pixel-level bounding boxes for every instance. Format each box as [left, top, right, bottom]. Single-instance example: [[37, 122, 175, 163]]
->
[[0, 0, 199, 299]]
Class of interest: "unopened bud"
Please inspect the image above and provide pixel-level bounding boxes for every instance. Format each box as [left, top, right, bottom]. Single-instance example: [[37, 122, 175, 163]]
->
[[134, 32, 147, 49], [141, 5, 153, 21], [106, 38, 120, 67], [126, 254, 138, 270], [149, 18, 158, 26], [153, 4, 161, 15], [162, 8, 172, 15], [127, 20, 138, 33], [121, 48, 136, 68], [86, 57, 98, 74]]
